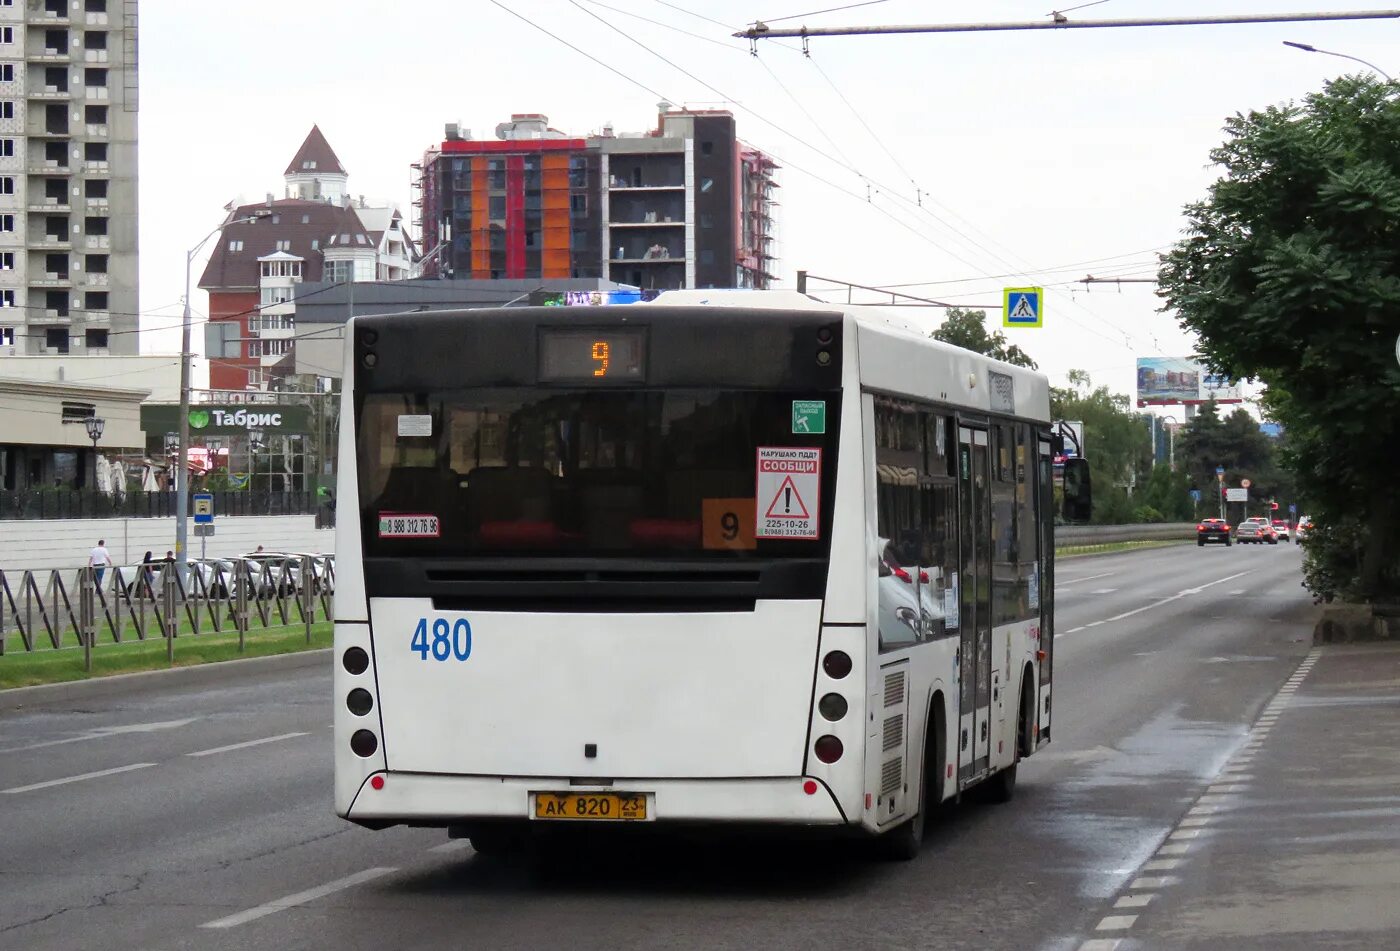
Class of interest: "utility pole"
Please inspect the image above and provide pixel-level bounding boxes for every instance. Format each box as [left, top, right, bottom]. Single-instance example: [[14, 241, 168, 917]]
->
[[738, 10, 1400, 41]]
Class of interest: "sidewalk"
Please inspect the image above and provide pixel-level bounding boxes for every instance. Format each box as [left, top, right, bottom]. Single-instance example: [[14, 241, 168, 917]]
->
[[1093, 642, 1400, 949]]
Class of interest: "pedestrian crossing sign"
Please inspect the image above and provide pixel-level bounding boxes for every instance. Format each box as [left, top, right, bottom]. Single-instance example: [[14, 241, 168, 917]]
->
[[1003, 287, 1043, 328]]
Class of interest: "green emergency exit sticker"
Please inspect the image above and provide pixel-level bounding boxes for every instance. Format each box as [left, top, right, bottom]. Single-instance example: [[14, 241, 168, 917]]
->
[[792, 400, 826, 434]]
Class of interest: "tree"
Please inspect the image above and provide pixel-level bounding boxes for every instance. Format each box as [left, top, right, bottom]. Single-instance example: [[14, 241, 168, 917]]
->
[[1158, 76, 1400, 601], [931, 308, 1038, 368]]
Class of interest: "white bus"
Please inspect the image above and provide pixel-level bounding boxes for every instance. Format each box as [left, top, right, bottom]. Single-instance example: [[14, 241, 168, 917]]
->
[[334, 291, 1069, 858]]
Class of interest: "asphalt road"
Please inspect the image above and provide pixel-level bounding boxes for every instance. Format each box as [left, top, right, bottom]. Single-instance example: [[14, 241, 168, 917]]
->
[[0, 541, 1320, 951]]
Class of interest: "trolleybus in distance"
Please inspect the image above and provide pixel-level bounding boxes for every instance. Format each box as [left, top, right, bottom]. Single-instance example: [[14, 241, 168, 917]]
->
[[334, 290, 1075, 859]]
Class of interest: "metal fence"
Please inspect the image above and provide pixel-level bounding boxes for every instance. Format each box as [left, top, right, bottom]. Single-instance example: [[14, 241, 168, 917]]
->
[[1057, 522, 1198, 546], [0, 555, 334, 667], [0, 490, 320, 520]]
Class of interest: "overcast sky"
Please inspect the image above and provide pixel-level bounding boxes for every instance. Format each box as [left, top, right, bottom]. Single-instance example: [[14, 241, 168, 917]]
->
[[138, 0, 1397, 403]]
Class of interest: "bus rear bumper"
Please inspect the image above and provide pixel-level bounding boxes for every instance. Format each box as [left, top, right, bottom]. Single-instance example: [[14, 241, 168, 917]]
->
[[342, 773, 848, 827]]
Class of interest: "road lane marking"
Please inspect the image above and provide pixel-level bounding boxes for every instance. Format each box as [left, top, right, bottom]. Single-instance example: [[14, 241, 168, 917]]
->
[[1, 762, 156, 794], [186, 732, 309, 758], [199, 866, 398, 929], [0, 718, 198, 754], [1079, 942, 1122, 951], [1114, 895, 1155, 909], [1089, 588, 1119, 595], [1057, 571, 1118, 587], [427, 840, 473, 854], [1096, 916, 1137, 931]]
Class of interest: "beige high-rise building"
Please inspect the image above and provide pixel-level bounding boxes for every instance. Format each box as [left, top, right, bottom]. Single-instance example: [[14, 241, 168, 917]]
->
[[0, 0, 137, 357]]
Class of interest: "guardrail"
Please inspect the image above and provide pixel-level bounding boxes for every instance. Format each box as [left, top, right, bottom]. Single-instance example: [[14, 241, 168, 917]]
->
[[0, 490, 320, 520], [0, 555, 334, 666], [1057, 522, 1198, 546]]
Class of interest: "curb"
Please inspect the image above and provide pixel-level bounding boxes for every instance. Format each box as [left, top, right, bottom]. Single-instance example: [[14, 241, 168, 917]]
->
[[0, 647, 331, 712]]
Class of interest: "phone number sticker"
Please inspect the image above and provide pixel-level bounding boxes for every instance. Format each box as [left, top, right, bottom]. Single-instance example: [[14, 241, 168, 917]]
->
[[378, 513, 441, 538]]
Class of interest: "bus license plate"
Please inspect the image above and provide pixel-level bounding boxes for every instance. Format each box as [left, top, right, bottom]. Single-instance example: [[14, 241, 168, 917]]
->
[[533, 792, 647, 821]]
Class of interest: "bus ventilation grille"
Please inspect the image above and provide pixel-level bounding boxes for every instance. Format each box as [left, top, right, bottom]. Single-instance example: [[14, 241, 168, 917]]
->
[[881, 756, 902, 796], [884, 671, 906, 707], [882, 715, 904, 753]]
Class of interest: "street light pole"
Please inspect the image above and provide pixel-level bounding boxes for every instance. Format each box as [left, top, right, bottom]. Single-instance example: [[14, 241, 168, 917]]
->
[[1282, 41, 1394, 81], [175, 214, 263, 581]]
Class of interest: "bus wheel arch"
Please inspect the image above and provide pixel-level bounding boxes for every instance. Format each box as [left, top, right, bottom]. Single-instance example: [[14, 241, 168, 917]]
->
[[1018, 663, 1035, 759]]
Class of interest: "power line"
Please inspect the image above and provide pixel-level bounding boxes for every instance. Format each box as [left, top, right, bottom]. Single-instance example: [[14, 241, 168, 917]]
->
[[580, 0, 746, 50], [760, 1, 891, 25], [649, 0, 734, 31]]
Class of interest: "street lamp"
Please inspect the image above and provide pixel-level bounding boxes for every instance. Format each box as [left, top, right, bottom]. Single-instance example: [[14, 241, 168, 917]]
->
[[175, 211, 266, 581], [1283, 41, 1394, 81], [83, 415, 105, 450]]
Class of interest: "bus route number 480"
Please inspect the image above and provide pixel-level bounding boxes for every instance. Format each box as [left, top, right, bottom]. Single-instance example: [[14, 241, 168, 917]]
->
[[410, 617, 473, 662]]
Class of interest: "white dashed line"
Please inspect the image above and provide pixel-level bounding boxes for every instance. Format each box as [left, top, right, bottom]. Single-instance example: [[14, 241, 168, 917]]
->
[[199, 866, 398, 929], [1089, 588, 1119, 595], [1114, 894, 1155, 909], [186, 732, 309, 758], [1057, 571, 1118, 587], [1, 762, 157, 795], [1079, 941, 1122, 951], [1096, 916, 1138, 931]]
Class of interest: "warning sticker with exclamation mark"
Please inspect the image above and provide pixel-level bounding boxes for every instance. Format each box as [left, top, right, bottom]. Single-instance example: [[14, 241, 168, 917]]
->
[[755, 446, 821, 539]]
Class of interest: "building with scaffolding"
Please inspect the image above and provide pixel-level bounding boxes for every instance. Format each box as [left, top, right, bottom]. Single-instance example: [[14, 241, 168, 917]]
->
[[415, 106, 778, 291]]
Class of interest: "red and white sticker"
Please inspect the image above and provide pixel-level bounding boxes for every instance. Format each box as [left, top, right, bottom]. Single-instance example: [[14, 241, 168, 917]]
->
[[755, 447, 821, 540], [378, 513, 441, 538]]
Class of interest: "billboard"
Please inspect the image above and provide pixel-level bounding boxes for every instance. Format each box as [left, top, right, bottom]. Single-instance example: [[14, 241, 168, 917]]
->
[[1136, 358, 1243, 406]]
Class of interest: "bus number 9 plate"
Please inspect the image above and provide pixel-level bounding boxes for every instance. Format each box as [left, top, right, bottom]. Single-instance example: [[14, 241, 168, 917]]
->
[[533, 792, 647, 821]]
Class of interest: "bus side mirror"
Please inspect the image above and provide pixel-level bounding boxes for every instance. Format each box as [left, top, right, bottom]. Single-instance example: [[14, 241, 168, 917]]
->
[[1062, 458, 1093, 523]]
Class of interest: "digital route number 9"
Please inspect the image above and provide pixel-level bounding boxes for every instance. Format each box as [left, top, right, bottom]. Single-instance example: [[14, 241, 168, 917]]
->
[[592, 341, 610, 377]]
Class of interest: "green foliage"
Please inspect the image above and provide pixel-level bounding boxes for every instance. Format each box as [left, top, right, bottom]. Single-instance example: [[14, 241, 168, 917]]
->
[[931, 308, 1038, 368], [1159, 76, 1400, 599], [1139, 464, 1194, 522], [1132, 505, 1165, 524]]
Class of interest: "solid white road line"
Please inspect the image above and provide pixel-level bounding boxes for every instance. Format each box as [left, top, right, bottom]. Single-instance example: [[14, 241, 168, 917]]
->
[[1056, 571, 1118, 587], [427, 839, 474, 854], [1, 761, 156, 794], [199, 866, 398, 929], [0, 718, 198, 755], [1055, 571, 1255, 640], [186, 732, 309, 758]]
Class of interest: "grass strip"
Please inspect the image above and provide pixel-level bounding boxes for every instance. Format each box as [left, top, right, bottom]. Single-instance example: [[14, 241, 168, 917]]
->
[[1056, 538, 1194, 558], [0, 620, 332, 689]]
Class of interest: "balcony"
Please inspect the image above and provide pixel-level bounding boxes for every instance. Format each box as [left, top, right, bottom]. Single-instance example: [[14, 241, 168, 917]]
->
[[82, 160, 109, 173], [84, 86, 108, 100], [85, 13, 109, 27], [81, 309, 109, 326], [84, 196, 108, 209], [608, 219, 685, 228], [28, 162, 71, 175], [85, 124, 107, 137], [26, 47, 72, 63], [41, 309, 71, 323], [29, 200, 72, 212], [82, 49, 108, 65], [30, 272, 73, 287], [41, 234, 73, 248], [83, 234, 108, 249], [608, 183, 685, 192], [84, 271, 108, 286], [28, 86, 72, 100]]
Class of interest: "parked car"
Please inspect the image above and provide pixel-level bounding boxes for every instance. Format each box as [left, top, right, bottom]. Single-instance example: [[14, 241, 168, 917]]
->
[[1197, 518, 1232, 546], [1236, 517, 1278, 545], [1271, 518, 1291, 542]]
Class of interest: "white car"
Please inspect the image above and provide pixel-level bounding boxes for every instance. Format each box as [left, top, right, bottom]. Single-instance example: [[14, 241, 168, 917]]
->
[[1295, 516, 1313, 542]]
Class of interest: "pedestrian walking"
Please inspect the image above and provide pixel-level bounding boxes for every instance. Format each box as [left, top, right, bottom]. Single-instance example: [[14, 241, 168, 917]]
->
[[141, 550, 156, 599], [88, 539, 113, 586]]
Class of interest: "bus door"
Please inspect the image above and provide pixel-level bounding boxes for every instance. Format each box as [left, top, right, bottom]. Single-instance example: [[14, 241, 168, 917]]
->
[[1037, 437, 1055, 743], [957, 426, 993, 783]]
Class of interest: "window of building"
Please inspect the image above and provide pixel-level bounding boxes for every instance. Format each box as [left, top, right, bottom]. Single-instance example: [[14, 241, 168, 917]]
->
[[83, 31, 107, 51], [0, 139, 13, 157], [0, 252, 11, 269], [302, 159, 316, 169], [228, 239, 243, 252], [84, 178, 107, 199], [47, 328, 69, 353], [701, 141, 713, 155], [310, 239, 318, 250], [700, 213, 714, 229], [84, 141, 107, 162], [0, 176, 11, 194], [0, 101, 13, 119], [568, 156, 587, 188], [86, 0, 107, 11], [570, 229, 588, 250], [247, 340, 261, 358], [700, 249, 715, 266], [45, 252, 67, 276], [86, 253, 106, 272], [301, 214, 310, 224], [86, 290, 107, 310], [700, 178, 714, 193], [355, 233, 366, 245], [275, 239, 290, 251], [260, 287, 291, 307], [45, 178, 66, 200], [0, 289, 13, 306], [488, 195, 506, 219], [85, 216, 107, 235], [84, 67, 107, 87], [0, 27, 13, 44], [45, 140, 65, 163], [85, 328, 107, 349], [61, 401, 95, 421], [0, 66, 12, 83], [84, 104, 107, 124], [0, 214, 13, 232], [570, 193, 587, 218], [0, 327, 12, 346], [324, 259, 352, 283], [486, 159, 506, 190]]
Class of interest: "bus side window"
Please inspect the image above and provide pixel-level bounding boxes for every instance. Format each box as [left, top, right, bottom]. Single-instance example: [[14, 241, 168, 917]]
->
[[875, 400, 922, 652]]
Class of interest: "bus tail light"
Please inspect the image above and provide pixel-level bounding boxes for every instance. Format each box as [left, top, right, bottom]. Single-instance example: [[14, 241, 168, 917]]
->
[[822, 650, 852, 679], [350, 729, 379, 758], [370, 775, 385, 790], [814, 735, 843, 764], [803, 780, 818, 795]]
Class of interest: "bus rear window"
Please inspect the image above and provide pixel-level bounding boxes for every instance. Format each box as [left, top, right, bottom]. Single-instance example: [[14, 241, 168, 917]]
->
[[358, 389, 839, 558]]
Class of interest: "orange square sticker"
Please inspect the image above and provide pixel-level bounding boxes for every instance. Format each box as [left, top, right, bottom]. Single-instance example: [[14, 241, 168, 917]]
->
[[702, 498, 757, 550]]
